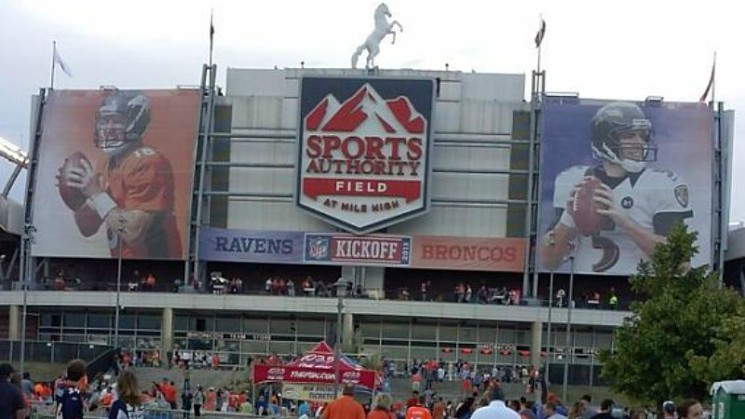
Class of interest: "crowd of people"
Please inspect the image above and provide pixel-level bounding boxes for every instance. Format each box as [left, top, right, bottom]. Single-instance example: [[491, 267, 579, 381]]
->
[[32, 267, 630, 311], [0, 356, 710, 419], [319, 383, 707, 419]]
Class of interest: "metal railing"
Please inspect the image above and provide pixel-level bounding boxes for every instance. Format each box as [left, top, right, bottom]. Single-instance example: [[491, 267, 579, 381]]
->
[[0, 340, 112, 365], [30, 405, 292, 419]]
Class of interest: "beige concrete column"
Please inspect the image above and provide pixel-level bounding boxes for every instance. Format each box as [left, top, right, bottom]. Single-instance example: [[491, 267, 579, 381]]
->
[[531, 320, 544, 402], [342, 313, 354, 353], [531, 321, 543, 371], [8, 305, 20, 340], [160, 307, 174, 367]]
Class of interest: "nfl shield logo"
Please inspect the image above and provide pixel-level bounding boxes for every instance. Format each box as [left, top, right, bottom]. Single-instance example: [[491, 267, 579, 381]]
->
[[306, 236, 330, 260]]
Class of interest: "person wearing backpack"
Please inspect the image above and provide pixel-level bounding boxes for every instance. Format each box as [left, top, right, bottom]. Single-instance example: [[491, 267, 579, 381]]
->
[[109, 371, 144, 419], [56, 359, 88, 419]]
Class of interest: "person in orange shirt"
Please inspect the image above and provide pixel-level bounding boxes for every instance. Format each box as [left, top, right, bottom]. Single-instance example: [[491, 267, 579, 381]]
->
[[163, 380, 177, 409], [405, 395, 432, 419], [34, 383, 44, 399], [322, 384, 365, 419], [205, 387, 216, 411], [101, 387, 113, 409]]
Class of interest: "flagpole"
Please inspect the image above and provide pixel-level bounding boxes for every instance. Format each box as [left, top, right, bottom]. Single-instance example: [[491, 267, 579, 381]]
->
[[50, 41, 57, 89], [209, 9, 215, 67]]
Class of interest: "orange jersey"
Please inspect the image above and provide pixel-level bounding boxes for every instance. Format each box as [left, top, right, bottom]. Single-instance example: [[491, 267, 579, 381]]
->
[[405, 406, 433, 419], [96, 145, 182, 259]]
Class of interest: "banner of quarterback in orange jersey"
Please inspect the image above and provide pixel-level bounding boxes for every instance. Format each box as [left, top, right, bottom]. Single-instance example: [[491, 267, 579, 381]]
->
[[31, 89, 200, 260]]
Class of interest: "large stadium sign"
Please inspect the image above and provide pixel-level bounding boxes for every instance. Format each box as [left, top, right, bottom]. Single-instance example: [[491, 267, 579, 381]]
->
[[296, 77, 435, 234]]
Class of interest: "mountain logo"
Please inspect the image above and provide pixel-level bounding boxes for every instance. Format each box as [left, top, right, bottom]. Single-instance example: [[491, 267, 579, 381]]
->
[[296, 77, 435, 234]]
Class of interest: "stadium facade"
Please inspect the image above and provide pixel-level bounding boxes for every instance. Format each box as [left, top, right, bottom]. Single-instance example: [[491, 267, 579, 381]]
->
[[0, 65, 736, 385]]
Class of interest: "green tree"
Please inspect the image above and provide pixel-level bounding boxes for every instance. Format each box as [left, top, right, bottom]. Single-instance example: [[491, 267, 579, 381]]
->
[[689, 304, 745, 384], [599, 224, 744, 404]]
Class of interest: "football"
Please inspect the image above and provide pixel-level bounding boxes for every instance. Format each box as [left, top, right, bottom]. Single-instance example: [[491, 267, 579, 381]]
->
[[571, 176, 604, 236], [57, 151, 91, 210]]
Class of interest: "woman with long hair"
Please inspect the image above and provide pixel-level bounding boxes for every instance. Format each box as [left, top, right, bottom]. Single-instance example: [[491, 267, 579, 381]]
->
[[109, 370, 144, 419], [368, 393, 395, 419], [676, 400, 703, 419], [568, 401, 586, 419]]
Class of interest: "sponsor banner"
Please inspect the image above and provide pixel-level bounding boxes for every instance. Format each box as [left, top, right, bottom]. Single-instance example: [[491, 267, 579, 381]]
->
[[296, 77, 435, 234], [199, 228, 304, 263], [538, 99, 713, 275], [304, 233, 411, 266], [411, 236, 525, 272], [253, 365, 376, 388], [282, 383, 336, 402], [31, 89, 200, 260]]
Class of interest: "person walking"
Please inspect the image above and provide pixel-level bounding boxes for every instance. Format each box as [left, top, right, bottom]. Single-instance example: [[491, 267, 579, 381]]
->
[[322, 384, 365, 419]]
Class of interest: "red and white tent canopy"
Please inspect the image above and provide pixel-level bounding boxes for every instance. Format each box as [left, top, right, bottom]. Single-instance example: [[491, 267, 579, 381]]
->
[[252, 341, 378, 389]]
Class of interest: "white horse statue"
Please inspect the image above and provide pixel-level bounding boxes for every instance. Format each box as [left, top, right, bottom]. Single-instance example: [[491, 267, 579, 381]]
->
[[351, 3, 403, 69]]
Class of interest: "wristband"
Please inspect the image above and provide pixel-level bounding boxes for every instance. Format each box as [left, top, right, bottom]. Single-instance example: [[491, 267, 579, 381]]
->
[[559, 209, 576, 228], [89, 192, 118, 219]]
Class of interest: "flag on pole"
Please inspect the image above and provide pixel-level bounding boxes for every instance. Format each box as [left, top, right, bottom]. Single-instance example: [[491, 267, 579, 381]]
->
[[53, 44, 72, 77], [699, 53, 716, 102], [210, 11, 215, 41], [534, 18, 546, 48]]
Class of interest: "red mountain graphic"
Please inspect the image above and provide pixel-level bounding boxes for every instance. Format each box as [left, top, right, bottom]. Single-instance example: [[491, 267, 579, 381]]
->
[[305, 84, 425, 134]]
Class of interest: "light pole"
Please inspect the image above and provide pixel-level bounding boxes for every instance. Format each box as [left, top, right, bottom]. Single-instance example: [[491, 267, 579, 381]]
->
[[561, 242, 576, 402], [546, 269, 555, 385], [332, 277, 347, 398], [114, 225, 124, 349], [19, 224, 35, 378]]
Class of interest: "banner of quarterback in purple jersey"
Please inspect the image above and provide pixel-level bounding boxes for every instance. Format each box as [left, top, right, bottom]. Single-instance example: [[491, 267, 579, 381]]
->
[[537, 98, 713, 275]]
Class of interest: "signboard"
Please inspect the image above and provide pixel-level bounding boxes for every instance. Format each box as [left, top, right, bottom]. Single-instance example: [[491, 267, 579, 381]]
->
[[537, 99, 713, 275], [199, 228, 304, 263], [411, 235, 525, 271], [253, 365, 376, 388], [304, 233, 411, 266], [296, 77, 435, 233], [31, 89, 200, 260], [282, 383, 336, 402], [199, 227, 530, 273]]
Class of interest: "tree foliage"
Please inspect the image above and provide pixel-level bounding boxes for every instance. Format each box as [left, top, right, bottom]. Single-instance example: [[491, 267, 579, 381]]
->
[[599, 223, 744, 404]]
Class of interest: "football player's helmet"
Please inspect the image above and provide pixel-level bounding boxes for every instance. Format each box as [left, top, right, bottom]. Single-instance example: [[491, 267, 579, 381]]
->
[[94, 90, 151, 153], [590, 101, 656, 173]]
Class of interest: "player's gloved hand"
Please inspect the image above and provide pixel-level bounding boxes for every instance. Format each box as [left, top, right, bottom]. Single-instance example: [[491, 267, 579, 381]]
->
[[593, 183, 631, 229], [65, 157, 102, 198]]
